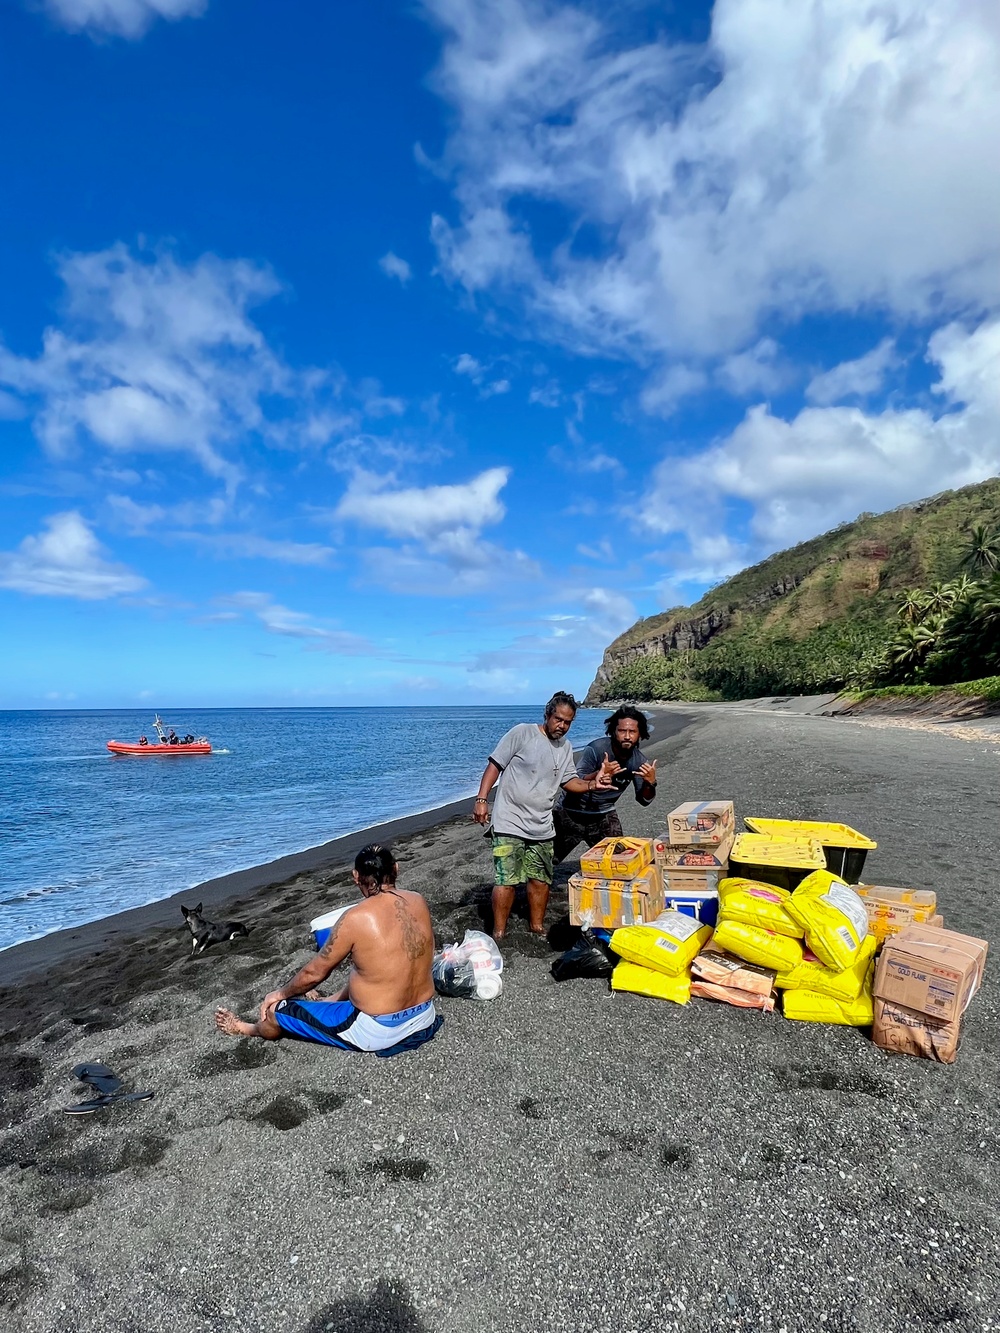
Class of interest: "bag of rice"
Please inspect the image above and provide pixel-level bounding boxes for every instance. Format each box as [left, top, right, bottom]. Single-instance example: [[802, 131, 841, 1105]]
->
[[775, 934, 877, 1000], [610, 911, 711, 977], [712, 918, 804, 973], [786, 870, 872, 972], [717, 878, 804, 938], [782, 965, 874, 1025], [611, 959, 691, 1005]]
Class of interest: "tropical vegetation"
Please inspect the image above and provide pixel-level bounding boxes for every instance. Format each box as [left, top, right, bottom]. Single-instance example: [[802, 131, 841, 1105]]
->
[[591, 482, 1000, 704]]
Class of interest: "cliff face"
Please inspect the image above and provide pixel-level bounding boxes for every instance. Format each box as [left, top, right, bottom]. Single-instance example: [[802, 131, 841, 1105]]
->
[[585, 573, 804, 701], [583, 476, 1000, 704]]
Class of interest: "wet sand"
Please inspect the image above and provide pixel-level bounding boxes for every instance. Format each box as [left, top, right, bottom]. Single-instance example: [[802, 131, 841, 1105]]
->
[[1, 705, 998, 1332]]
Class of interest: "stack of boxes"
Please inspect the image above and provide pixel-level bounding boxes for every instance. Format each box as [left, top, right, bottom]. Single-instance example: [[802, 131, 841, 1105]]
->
[[872, 924, 988, 1063], [568, 836, 663, 930], [652, 801, 735, 926], [854, 884, 942, 941]]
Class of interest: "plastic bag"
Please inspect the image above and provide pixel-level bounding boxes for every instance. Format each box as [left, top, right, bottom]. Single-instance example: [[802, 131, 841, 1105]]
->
[[775, 934, 877, 1000], [782, 965, 874, 1025], [611, 911, 711, 977], [712, 919, 804, 973], [432, 929, 503, 1000], [785, 870, 871, 972], [611, 960, 691, 1004], [717, 878, 804, 938], [550, 929, 616, 982]]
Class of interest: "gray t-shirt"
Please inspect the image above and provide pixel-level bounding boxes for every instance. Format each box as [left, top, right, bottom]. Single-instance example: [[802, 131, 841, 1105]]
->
[[489, 722, 578, 841]]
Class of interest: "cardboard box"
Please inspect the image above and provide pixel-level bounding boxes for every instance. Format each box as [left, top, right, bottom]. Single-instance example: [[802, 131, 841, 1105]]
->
[[873, 997, 960, 1064], [653, 832, 734, 870], [873, 925, 988, 1024], [579, 836, 653, 879], [568, 866, 663, 929], [855, 884, 938, 941], [665, 801, 735, 847], [663, 865, 726, 895]]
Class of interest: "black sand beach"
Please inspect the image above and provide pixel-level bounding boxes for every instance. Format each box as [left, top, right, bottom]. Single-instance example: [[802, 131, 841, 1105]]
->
[[2, 705, 999, 1332]]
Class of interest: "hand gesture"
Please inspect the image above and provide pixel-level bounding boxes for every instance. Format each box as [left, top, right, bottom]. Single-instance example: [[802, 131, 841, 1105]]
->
[[472, 799, 491, 826], [260, 990, 284, 1023], [638, 758, 658, 785], [594, 755, 617, 789]]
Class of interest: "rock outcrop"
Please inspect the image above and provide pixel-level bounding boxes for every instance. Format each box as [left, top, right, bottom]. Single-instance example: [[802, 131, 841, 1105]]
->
[[585, 573, 805, 702]]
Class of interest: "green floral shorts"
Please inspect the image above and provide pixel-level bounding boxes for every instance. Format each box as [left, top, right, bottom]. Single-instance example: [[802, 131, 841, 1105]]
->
[[491, 833, 554, 887]]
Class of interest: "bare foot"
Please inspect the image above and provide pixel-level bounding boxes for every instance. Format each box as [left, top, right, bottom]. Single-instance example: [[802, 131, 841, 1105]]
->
[[215, 1007, 258, 1038], [303, 989, 323, 1001], [529, 926, 547, 936]]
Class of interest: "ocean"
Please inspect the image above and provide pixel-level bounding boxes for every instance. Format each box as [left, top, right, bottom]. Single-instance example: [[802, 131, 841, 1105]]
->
[[0, 705, 609, 954]]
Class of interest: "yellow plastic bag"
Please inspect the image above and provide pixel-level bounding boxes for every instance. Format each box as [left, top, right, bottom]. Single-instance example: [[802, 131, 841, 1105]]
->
[[717, 878, 804, 938], [610, 911, 711, 977], [782, 966, 874, 1025], [786, 870, 870, 972], [712, 919, 804, 973], [611, 960, 691, 1005], [775, 934, 877, 1000]]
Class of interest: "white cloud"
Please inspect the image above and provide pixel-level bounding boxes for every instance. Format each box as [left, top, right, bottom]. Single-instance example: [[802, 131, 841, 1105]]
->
[[718, 338, 792, 399], [218, 592, 377, 655], [529, 381, 561, 407], [806, 338, 899, 405], [640, 365, 708, 417], [189, 534, 336, 566], [335, 466, 510, 546], [0, 511, 147, 599], [358, 540, 538, 596], [640, 316, 1000, 551], [426, 0, 1000, 363], [334, 466, 544, 594], [41, 0, 206, 39], [454, 352, 484, 381], [378, 251, 413, 284], [481, 377, 510, 397], [0, 244, 354, 485], [469, 585, 637, 675]]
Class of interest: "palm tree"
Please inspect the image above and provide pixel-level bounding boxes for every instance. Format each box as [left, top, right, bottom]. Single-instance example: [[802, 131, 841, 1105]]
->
[[896, 589, 929, 623], [960, 524, 1000, 576], [945, 574, 978, 605], [924, 582, 957, 615], [890, 622, 938, 672]]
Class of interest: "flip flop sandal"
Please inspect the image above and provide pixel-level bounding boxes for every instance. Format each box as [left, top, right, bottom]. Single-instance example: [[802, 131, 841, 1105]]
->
[[64, 1090, 155, 1116], [71, 1062, 124, 1097]]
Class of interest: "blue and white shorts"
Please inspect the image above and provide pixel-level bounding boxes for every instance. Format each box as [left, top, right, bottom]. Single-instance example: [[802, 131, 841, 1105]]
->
[[273, 997, 441, 1057]]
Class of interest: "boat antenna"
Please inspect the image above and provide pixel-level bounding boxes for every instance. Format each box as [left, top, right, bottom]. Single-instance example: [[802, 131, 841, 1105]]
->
[[153, 714, 167, 743]]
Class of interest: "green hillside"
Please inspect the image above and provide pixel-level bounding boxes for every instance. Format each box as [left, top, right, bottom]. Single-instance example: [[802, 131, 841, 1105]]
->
[[585, 477, 1000, 703]]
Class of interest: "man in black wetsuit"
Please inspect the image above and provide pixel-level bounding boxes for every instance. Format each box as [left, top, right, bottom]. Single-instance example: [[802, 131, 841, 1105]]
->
[[553, 705, 658, 863]]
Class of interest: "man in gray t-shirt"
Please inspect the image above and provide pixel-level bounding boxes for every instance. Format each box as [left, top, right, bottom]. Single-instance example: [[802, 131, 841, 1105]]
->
[[472, 692, 612, 939]]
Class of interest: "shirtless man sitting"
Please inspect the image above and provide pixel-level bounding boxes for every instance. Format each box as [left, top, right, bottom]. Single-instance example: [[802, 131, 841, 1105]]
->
[[214, 843, 440, 1055]]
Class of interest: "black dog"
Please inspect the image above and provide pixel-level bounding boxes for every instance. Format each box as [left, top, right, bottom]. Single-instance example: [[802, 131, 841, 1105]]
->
[[180, 902, 250, 956]]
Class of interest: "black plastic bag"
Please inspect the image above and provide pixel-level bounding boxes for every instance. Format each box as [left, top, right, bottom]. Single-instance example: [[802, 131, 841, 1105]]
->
[[432, 956, 480, 998], [550, 929, 616, 982]]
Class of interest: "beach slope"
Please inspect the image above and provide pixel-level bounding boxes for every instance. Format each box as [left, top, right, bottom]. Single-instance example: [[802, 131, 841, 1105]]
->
[[2, 707, 998, 1332]]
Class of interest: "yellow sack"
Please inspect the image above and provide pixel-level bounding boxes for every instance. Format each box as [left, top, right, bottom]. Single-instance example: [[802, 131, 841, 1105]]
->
[[611, 960, 691, 1005], [782, 966, 874, 1025], [610, 911, 711, 977], [717, 878, 804, 938], [786, 870, 871, 972], [775, 934, 877, 1000], [712, 919, 804, 973]]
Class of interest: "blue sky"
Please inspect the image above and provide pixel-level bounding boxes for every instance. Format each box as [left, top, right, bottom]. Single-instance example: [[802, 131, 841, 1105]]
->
[[1, 0, 998, 708]]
